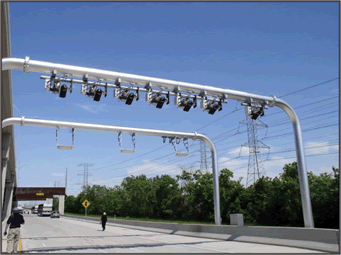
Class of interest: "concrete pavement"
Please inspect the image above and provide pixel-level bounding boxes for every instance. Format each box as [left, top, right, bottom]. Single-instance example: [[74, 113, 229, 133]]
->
[[2, 214, 326, 253]]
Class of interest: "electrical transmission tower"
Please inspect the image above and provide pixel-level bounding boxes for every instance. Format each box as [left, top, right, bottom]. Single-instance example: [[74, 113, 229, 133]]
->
[[78, 163, 94, 191], [240, 115, 270, 188], [200, 140, 208, 173]]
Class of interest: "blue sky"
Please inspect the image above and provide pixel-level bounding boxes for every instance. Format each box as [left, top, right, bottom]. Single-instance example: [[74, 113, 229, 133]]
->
[[8, 2, 338, 201]]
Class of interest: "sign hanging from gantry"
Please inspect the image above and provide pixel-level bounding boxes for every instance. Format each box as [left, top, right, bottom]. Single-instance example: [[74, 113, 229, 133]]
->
[[15, 187, 66, 200]]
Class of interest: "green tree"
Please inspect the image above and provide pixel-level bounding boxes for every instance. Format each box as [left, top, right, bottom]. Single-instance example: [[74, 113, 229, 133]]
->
[[52, 197, 59, 211], [192, 170, 215, 221], [121, 175, 155, 217], [219, 168, 245, 224], [177, 170, 196, 220], [152, 174, 182, 219], [309, 167, 339, 229]]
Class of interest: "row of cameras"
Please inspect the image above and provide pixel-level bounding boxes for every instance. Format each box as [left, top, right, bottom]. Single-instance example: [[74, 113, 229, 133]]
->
[[46, 79, 224, 115], [46, 78, 266, 118]]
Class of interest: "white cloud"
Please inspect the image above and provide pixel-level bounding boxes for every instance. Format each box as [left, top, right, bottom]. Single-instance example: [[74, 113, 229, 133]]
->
[[76, 104, 109, 114], [88, 160, 195, 188], [89, 178, 123, 187], [126, 161, 182, 177], [51, 173, 65, 177], [305, 141, 339, 155], [76, 104, 98, 114]]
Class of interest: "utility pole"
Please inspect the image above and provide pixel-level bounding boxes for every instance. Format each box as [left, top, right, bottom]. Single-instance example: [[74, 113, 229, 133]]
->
[[240, 115, 270, 188], [78, 163, 94, 191]]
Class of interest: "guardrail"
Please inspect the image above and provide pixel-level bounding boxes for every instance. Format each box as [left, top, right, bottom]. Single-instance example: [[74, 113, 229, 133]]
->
[[63, 214, 339, 253]]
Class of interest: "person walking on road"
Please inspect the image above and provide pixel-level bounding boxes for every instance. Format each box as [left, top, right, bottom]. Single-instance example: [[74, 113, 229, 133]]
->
[[101, 212, 107, 231], [3, 207, 25, 253]]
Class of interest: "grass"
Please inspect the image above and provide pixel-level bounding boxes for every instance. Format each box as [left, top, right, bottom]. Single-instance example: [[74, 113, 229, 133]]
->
[[64, 212, 276, 226]]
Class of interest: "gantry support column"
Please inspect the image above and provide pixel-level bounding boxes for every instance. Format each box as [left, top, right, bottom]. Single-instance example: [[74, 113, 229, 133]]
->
[[58, 195, 65, 215], [1, 134, 11, 221], [3, 180, 14, 220]]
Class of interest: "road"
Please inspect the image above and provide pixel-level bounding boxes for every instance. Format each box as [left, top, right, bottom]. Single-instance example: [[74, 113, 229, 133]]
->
[[2, 214, 324, 253]]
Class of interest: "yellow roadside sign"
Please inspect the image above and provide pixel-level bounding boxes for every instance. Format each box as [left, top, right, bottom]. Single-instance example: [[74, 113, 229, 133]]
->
[[82, 200, 90, 208], [36, 193, 44, 196]]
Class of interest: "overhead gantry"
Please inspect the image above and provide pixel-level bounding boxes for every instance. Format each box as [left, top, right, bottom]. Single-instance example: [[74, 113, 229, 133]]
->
[[2, 56, 314, 228], [2, 117, 222, 225]]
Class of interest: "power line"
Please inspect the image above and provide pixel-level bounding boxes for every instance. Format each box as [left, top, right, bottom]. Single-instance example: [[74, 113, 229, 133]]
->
[[230, 151, 339, 172], [265, 101, 338, 125], [152, 142, 339, 178], [92, 144, 169, 171], [78, 163, 94, 190], [108, 153, 199, 179], [263, 122, 338, 140], [102, 117, 337, 179], [266, 117, 339, 136], [260, 142, 338, 157], [213, 104, 338, 146], [86, 78, 339, 178], [265, 110, 338, 129], [278, 78, 339, 98], [265, 151, 339, 162], [264, 96, 339, 118], [195, 108, 242, 131], [217, 129, 339, 155], [214, 109, 338, 147]]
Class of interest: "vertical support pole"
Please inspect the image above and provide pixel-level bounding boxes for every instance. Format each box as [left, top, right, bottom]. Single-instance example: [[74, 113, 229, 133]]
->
[[85, 208, 87, 217], [3, 180, 14, 221], [292, 117, 314, 228], [277, 100, 314, 228], [2, 134, 11, 212], [2, 159, 8, 211], [210, 142, 221, 225], [58, 195, 65, 215], [198, 135, 221, 225]]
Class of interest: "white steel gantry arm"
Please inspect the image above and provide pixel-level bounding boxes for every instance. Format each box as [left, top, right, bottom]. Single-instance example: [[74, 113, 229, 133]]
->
[[2, 57, 314, 228], [2, 117, 222, 226]]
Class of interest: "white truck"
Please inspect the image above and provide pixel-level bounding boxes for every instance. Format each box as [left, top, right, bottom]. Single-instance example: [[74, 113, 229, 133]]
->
[[37, 204, 53, 216], [17, 206, 23, 214], [32, 205, 38, 214]]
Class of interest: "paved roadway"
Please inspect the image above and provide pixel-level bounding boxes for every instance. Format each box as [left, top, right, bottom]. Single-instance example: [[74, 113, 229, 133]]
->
[[2, 214, 325, 253]]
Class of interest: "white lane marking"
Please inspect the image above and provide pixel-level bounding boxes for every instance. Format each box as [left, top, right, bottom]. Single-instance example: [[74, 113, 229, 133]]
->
[[41, 243, 46, 247]]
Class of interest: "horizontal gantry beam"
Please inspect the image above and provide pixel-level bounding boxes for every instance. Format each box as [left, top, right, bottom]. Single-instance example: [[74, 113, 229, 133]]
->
[[3, 57, 278, 105]]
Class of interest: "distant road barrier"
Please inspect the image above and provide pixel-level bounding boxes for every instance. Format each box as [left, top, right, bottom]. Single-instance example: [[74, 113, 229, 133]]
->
[[63, 214, 339, 253]]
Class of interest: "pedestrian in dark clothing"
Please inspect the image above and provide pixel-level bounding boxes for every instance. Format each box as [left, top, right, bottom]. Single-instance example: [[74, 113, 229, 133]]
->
[[101, 212, 107, 231], [3, 207, 25, 253]]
